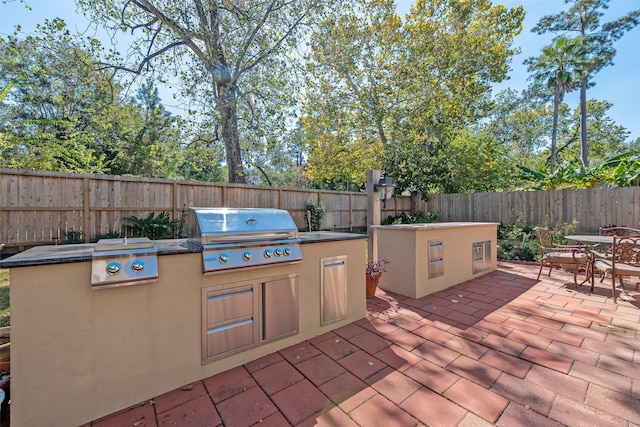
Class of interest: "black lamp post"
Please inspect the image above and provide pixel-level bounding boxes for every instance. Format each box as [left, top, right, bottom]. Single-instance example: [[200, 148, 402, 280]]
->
[[374, 168, 396, 208]]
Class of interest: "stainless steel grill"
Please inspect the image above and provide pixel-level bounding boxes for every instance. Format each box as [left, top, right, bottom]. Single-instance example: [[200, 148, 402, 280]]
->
[[91, 237, 159, 289], [189, 207, 302, 273]]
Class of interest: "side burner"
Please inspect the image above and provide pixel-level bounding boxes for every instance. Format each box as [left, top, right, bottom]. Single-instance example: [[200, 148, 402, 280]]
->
[[91, 237, 159, 289]]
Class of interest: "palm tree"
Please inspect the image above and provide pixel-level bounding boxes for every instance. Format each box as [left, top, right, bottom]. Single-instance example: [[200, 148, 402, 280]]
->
[[531, 36, 591, 172]]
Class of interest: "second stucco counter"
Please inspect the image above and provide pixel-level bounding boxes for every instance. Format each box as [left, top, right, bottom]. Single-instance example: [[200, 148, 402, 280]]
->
[[373, 222, 498, 298]]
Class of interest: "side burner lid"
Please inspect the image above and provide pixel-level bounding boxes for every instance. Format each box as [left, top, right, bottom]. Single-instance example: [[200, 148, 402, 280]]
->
[[94, 237, 155, 252]]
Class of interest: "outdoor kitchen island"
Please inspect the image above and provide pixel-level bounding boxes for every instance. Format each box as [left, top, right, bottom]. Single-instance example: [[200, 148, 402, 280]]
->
[[1, 229, 366, 427], [374, 222, 498, 299]]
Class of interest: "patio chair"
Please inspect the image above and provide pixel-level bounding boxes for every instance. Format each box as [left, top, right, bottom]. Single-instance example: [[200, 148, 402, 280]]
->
[[592, 235, 640, 303], [534, 227, 590, 287], [592, 227, 640, 281]]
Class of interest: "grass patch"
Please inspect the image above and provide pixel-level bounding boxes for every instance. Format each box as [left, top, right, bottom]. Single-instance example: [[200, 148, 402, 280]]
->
[[0, 269, 8, 327]]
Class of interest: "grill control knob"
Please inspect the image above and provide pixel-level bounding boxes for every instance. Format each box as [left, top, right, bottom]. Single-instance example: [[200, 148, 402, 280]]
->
[[264, 248, 274, 258], [131, 260, 145, 272], [219, 253, 230, 263], [275, 248, 284, 257], [243, 250, 253, 261], [106, 262, 122, 275], [284, 247, 292, 256]]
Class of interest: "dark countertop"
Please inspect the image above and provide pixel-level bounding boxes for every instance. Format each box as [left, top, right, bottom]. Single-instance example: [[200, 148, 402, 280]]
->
[[0, 231, 366, 268]]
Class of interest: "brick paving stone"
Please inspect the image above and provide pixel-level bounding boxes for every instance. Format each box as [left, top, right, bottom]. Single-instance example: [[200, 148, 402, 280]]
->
[[447, 355, 502, 388], [552, 312, 593, 328], [337, 350, 387, 381], [244, 351, 285, 373], [333, 323, 367, 340], [404, 359, 460, 394], [156, 394, 220, 427], [525, 365, 588, 401], [479, 349, 532, 378], [507, 329, 553, 350], [318, 372, 377, 413], [546, 340, 600, 366], [412, 323, 455, 344], [480, 333, 526, 357], [251, 359, 304, 395], [270, 379, 332, 425], [519, 346, 573, 373], [385, 327, 428, 351], [570, 361, 633, 395], [388, 312, 427, 331], [538, 326, 584, 346], [549, 395, 626, 427], [412, 339, 460, 367], [359, 317, 400, 337], [444, 377, 509, 423], [442, 335, 489, 360], [401, 386, 467, 427], [278, 341, 322, 365], [475, 319, 514, 337], [524, 313, 565, 330], [585, 383, 640, 422], [581, 337, 635, 362], [366, 367, 421, 404], [348, 329, 392, 354], [202, 366, 257, 403], [349, 394, 419, 427], [503, 317, 544, 334], [312, 334, 360, 361], [92, 402, 157, 427], [250, 411, 290, 427], [495, 402, 564, 427], [597, 354, 640, 381], [562, 323, 608, 341], [373, 344, 422, 372], [153, 381, 207, 415], [296, 354, 347, 386], [447, 325, 489, 343], [216, 386, 277, 427], [457, 412, 494, 427], [297, 404, 359, 427], [491, 372, 556, 416]]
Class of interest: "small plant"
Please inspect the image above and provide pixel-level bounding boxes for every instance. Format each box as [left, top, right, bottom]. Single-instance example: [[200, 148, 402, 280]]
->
[[91, 232, 122, 242], [63, 229, 84, 244], [123, 211, 178, 240], [366, 258, 390, 278], [305, 198, 326, 231]]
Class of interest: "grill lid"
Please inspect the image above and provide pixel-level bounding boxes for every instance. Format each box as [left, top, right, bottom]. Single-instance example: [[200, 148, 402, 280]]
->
[[188, 207, 302, 273], [189, 207, 299, 244]]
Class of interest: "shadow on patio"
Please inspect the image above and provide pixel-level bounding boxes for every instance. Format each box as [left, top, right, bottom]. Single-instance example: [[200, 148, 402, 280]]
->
[[89, 261, 640, 426]]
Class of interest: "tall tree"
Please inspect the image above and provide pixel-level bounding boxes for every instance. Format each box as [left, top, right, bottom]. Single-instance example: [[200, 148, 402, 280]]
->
[[303, 0, 524, 196], [530, 36, 591, 171], [76, 0, 331, 184], [532, 0, 640, 166]]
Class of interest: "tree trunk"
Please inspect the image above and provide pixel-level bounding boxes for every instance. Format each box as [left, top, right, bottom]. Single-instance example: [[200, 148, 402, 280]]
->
[[216, 82, 245, 184], [550, 88, 561, 172], [579, 78, 589, 167]]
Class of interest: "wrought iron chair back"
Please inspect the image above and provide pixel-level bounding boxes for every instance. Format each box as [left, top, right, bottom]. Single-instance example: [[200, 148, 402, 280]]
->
[[609, 236, 640, 303]]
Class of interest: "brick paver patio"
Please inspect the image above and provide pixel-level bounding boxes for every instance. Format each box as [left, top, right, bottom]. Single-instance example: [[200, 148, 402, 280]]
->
[[87, 261, 640, 426]]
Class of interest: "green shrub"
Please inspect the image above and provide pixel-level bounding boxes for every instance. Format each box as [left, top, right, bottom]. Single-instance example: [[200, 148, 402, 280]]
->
[[381, 211, 439, 225], [305, 199, 326, 231], [123, 211, 178, 240]]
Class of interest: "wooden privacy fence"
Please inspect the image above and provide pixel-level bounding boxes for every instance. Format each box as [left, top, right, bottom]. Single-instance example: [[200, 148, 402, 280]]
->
[[2, 168, 639, 252], [0, 169, 412, 251], [421, 187, 640, 234]]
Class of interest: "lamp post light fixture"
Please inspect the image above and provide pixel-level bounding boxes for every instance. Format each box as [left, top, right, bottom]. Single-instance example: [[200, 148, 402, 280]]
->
[[374, 168, 396, 208]]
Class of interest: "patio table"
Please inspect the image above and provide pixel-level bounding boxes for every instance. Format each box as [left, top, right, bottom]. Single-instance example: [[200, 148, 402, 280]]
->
[[565, 235, 615, 289]]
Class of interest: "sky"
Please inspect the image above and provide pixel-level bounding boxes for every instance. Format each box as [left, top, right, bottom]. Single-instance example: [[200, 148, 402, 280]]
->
[[1, 0, 639, 140]]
